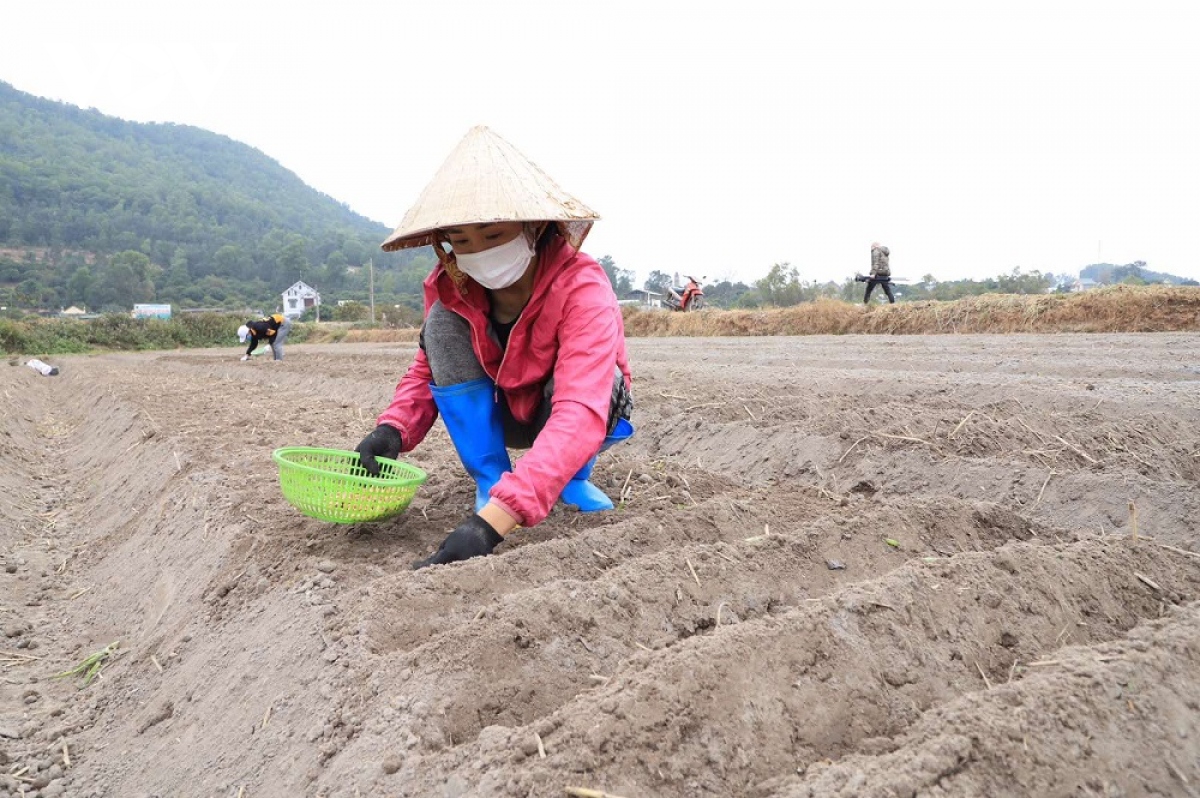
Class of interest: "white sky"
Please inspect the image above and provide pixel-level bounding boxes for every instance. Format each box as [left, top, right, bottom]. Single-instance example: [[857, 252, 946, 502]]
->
[[4, 1, 1198, 285]]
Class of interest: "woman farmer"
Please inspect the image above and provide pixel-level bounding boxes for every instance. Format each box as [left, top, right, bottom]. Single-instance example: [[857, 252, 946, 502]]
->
[[237, 312, 291, 360], [355, 126, 634, 569]]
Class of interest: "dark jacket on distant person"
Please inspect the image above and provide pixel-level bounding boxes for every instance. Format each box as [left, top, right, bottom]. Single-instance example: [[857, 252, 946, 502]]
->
[[244, 313, 285, 355]]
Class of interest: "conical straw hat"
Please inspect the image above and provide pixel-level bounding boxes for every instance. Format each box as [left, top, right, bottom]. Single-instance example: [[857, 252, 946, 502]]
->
[[380, 126, 600, 252]]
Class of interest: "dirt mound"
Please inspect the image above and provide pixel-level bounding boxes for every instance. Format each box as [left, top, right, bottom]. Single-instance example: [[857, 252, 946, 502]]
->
[[1, 333, 1198, 797], [774, 600, 1200, 797]]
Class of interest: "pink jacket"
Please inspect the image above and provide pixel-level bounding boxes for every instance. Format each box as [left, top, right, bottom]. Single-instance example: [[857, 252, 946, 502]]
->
[[377, 235, 632, 526]]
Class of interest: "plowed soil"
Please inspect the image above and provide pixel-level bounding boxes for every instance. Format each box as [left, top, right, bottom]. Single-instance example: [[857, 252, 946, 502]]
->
[[2, 333, 1199, 798]]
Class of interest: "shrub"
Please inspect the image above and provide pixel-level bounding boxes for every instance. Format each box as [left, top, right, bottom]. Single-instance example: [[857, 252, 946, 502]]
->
[[0, 313, 251, 355]]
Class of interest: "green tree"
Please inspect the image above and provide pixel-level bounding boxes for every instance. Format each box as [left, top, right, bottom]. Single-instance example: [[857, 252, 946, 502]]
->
[[274, 235, 311, 286], [161, 259, 191, 297], [332, 300, 370, 321], [87, 264, 130, 310], [109, 249, 161, 301], [111, 250, 152, 282], [703, 279, 752, 308], [597, 255, 634, 296], [996, 267, 1052, 294], [322, 251, 349, 290], [210, 244, 247, 278], [644, 270, 672, 294], [755, 262, 806, 307], [341, 239, 369, 267], [17, 277, 55, 308], [66, 265, 93, 306]]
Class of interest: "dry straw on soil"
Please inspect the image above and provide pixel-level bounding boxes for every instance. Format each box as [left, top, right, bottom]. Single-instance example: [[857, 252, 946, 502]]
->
[[305, 286, 1200, 343], [301, 327, 422, 345], [622, 285, 1200, 337], [340, 328, 421, 344]]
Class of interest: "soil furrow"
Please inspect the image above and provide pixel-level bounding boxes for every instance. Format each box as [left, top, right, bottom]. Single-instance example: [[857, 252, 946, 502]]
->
[[343, 503, 1054, 763], [767, 601, 1200, 798], [337, 538, 1197, 797], [2, 336, 1197, 798], [362, 498, 1048, 656]]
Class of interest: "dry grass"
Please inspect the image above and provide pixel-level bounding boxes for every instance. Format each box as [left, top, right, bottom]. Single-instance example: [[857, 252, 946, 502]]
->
[[341, 328, 421, 343], [622, 285, 1200, 337], [301, 326, 422, 344], [302, 286, 1199, 344]]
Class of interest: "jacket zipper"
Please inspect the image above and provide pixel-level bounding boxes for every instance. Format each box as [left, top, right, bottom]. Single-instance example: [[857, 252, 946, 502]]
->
[[494, 312, 522, 403]]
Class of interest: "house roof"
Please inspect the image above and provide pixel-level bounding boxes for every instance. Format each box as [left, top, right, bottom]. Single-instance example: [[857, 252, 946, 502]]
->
[[284, 281, 319, 295]]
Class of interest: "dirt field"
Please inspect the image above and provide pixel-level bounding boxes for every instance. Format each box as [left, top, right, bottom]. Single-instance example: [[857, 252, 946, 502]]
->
[[3, 333, 1199, 798]]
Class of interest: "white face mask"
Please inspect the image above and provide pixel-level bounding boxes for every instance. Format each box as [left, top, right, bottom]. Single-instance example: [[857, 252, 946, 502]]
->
[[453, 232, 535, 290]]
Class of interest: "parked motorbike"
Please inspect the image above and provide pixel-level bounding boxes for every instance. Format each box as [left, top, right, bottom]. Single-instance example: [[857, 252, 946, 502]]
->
[[665, 275, 706, 311]]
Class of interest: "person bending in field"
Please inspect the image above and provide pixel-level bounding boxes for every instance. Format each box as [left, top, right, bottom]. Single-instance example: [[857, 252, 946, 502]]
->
[[355, 126, 634, 570], [237, 313, 291, 361]]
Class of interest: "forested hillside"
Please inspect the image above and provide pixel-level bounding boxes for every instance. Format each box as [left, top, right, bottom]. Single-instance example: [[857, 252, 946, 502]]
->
[[1079, 261, 1193, 287], [3, 82, 1191, 318], [0, 81, 434, 314]]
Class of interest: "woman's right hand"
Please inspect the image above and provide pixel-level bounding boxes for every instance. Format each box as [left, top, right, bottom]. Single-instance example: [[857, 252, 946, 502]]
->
[[355, 425, 403, 476]]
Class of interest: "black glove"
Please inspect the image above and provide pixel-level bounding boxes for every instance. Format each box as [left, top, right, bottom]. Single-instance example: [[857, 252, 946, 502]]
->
[[355, 425, 403, 476], [413, 514, 504, 570]]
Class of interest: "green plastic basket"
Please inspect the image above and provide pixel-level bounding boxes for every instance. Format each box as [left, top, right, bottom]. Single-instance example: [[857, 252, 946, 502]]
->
[[272, 447, 427, 524]]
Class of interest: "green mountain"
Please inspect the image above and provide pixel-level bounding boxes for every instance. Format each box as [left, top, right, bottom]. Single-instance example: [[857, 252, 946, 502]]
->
[[1079, 261, 1198, 287], [0, 80, 434, 313]]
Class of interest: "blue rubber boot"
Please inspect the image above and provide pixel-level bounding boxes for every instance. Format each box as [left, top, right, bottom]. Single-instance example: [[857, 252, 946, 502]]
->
[[560, 418, 635, 512], [430, 378, 512, 513]]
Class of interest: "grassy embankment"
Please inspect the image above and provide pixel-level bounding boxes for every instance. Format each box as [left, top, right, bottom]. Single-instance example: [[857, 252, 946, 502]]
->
[[4, 286, 1198, 356], [621, 285, 1200, 337], [332, 285, 1200, 340], [1, 313, 278, 357]]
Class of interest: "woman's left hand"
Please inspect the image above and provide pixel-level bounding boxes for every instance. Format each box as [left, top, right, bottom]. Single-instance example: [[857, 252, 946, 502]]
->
[[413, 514, 503, 569]]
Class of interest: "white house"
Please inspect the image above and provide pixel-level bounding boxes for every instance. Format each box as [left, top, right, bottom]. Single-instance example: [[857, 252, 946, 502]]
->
[[282, 281, 320, 319]]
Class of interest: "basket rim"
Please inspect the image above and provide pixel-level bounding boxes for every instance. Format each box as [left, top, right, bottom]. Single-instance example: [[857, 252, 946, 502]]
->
[[271, 446, 427, 487]]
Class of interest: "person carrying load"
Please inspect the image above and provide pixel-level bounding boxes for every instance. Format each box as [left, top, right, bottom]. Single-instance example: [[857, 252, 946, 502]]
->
[[862, 242, 895, 304]]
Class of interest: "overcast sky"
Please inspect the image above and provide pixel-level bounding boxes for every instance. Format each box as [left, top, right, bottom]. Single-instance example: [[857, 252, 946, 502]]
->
[[4, 1, 1197, 286]]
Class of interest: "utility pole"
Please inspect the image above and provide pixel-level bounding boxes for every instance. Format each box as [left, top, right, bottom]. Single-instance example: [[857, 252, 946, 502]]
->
[[368, 258, 376, 324]]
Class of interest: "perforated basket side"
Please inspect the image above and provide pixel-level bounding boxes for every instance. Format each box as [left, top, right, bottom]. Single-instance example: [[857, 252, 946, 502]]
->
[[273, 448, 426, 524]]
